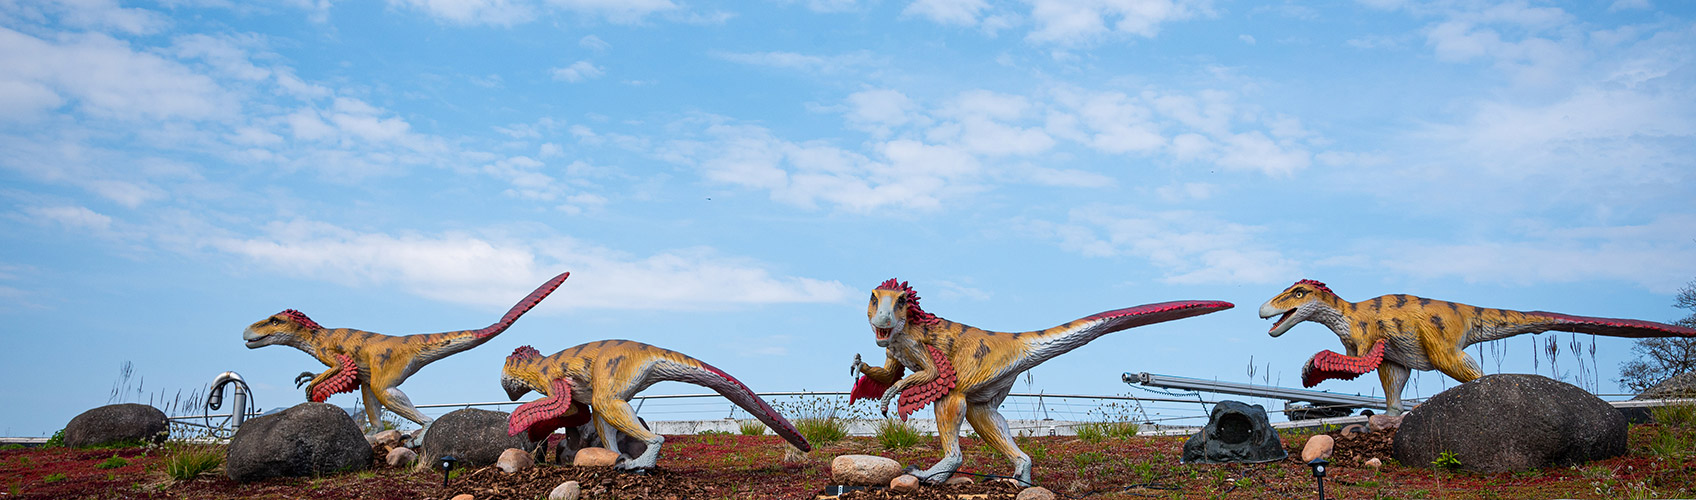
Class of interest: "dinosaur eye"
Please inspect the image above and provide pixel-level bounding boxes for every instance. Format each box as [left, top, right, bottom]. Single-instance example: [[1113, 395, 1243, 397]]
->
[[1294, 291, 1307, 299], [267, 318, 281, 325]]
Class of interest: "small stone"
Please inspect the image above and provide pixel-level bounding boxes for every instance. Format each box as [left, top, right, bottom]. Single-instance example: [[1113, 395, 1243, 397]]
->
[[451, 495, 474, 500], [369, 429, 403, 448], [1365, 457, 1383, 468], [1016, 486, 1057, 500], [1367, 414, 1403, 433], [386, 447, 417, 467], [572, 447, 620, 467], [1339, 423, 1367, 437], [889, 474, 920, 493], [548, 480, 581, 500], [829, 454, 903, 486], [783, 444, 808, 463], [944, 475, 974, 486], [497, 448, 534, 473], [1301, 435, 1335, 462]]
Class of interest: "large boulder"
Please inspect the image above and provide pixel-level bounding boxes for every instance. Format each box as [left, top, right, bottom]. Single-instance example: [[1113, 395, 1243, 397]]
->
[[1181, 400, 1287, 464], [1392, 374, 1626, 473], [1634, 371, 1696, 401], [226, 402, 372, 482], [64, 403, 168, 448], [422, 408, 536, 467]]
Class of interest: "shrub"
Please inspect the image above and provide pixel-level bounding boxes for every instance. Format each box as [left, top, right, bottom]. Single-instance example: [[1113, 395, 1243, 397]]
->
[[1652, 403, 1696, 428], [1432, 450, 1462, 470], [42, 429, 64, 448], [1077, 421, 1139, 443], [42, 473, 66, 483], [737, 420, 767, 436], [773, 395, 860, 446], [875, 418, 925, 450], [0, 444, 23, 451], [794, 416, 849, 446], [164, 443, 224, 480]]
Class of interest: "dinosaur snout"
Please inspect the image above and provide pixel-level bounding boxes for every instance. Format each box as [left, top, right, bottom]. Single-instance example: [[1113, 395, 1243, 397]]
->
[[502, 375, 533, 401]]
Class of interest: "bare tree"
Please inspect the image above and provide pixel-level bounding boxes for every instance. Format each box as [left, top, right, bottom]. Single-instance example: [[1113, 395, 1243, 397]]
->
[[1617, 279, 1696, 393]]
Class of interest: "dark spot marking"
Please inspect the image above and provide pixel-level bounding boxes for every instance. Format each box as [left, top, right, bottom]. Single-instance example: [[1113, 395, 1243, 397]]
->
[[1358, 321, 1369, 332], [1392, 319, 1404, 333], [1447, 302, 1460, 314], [1371, 297, 1383, 311], [1418, 297, 1431, 306], [378, 348, 393, 365], [974, 340, 989, 360], [540, 365, 550, 376], [1394, 295, 1408, 308], [606, 355, 624, 373], [1431, 315, 1446, 332], [1376, 320, 1388, 333]]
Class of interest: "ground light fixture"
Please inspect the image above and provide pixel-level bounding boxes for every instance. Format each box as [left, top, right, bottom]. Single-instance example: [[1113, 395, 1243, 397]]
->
[[1307, 457, 1329, 499], [439, 455, 458, 488]]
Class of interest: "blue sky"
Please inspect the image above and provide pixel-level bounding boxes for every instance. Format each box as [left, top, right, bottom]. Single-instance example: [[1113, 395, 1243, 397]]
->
[[2, 0, 1694, 436]]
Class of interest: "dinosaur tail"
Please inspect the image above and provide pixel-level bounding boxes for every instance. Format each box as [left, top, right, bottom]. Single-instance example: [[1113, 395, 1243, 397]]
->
[[1010, 300, 1234, 374], [662, 359, 812, 452], [1465, 310, 1696, 346], [472, 272, 571, 338]]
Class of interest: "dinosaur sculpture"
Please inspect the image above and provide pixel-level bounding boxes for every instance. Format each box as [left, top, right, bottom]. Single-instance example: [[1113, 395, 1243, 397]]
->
[[1260, 279, 1696, 415], [501, 340, 812, 470], [243, 272, 570, 444], [849, 279, 1233, 484]]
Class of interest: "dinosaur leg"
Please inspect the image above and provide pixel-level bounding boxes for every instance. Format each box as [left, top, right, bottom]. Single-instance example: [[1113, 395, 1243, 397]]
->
[[359, 385, 383, 430], [373, 387, 433, 447], [1431, 348, 1484, 383], [965, 402, 1031, 486], [593, 397, 665, 470], [910, 393, 967, 484], [1378, 361, 1411, 416]]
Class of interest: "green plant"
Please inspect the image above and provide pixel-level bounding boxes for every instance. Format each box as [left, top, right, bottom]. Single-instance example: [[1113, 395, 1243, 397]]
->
[[697, 429, 733, 435], [1077, 421, 1139, 442], [772, 395, 861, 446], [42, 473, 66, 483], [1076, 422, 1105, 443], [96, 454, 130, 469], [1071, 451, 1108, 468], [163, 443, 224, 480], [874, 418, 925, 450], [0, 444, 23, 450], [1652, 403, 1696, 428], [1432, 450, 1462, 470], [737, 419, 768, 436], [43, 429, 64, 448]]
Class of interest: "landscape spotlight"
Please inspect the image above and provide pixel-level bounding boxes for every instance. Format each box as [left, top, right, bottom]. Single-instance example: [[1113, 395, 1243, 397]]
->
[[1307, 457, 1329, 500], [439, 455, 458, 488]]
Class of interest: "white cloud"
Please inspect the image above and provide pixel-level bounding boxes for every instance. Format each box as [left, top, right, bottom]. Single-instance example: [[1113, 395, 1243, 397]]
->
[[207, 220, 853, 309], [551, 60, 605, 82], [1024, 0, 1212, 45], [579, 34, 610, 51], [0, 28, 235, 122], [1608, 0, 1650, 11], [711, 50, 879, 74], [1238, 34, 1254, 45], [903, 0, 990, 25], [14, 0, 171, 35], [844, 88, 919, 133], [387, 0, 677, 25], [23, 205, 113, 233], [1022, 205, 1299, 285]]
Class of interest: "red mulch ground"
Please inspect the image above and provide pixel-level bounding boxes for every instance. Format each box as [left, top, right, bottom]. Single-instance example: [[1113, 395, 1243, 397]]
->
[[3, 423, 1692, 499]]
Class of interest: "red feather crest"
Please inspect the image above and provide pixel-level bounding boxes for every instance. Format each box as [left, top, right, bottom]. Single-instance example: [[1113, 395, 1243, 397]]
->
[[508, 345, 543, 363], [1293, 279, 1335, 297], [875, 278, 939, 325], [279, 309, 323, 331]]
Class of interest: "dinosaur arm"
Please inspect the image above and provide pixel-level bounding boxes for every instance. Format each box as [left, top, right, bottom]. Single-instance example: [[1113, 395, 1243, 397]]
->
[[886, 345, 957, 420], [1301, 339, 1386, 388], [849, 355, 905, 404], [507, 377, 592, 441], [305, 354, 361, 402]]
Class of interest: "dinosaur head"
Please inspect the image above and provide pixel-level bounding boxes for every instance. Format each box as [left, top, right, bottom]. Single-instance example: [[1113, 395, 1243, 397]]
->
[[868, 279, 938, 347], [243, 309, 324, 349], [502, 345, 545, 400], [1259, 279, 1342, 337]]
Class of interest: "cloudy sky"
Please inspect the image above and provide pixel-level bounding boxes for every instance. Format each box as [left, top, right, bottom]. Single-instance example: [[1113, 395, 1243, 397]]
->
[[2, 0, 1693, 436]]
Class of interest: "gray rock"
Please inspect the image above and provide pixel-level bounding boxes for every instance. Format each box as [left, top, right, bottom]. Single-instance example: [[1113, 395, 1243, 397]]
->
[[422, 409, 536, 468], [830, 454, 903, 486], [64, 403, 168, 448], [1634, 371, 1696, 401], [386, 447, 418, 467], [1392, 374, 1626, 473], [1181, 400, 1287, 464], [552, 418, 649, 463], [226, 402, 372, 482], [496, 448, 534, 472]]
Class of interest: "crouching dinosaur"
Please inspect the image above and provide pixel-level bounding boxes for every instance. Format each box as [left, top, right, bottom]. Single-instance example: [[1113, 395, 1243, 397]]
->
[[501, 340, 812, 470], [1260, 279, 1696, 415], [242, 272, 570, 444], [849, 279, 1233, 484]]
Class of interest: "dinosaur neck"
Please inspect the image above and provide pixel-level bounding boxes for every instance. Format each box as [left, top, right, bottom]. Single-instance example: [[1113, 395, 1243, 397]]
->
[[1312, 301, 1354, 343]]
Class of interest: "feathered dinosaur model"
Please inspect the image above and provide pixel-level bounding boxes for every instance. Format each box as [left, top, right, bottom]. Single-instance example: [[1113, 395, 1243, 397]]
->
[[243, 272, 570, 445], [848, 279, 1233, 484], [501, 340, 812, 470], [1260, 279, 1696, 415]]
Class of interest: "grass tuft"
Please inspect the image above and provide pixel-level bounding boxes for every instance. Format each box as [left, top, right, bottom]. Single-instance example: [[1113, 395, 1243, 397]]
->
[[874, 418, 925, 450], [737, 419, 767, 436], [163, 443, 224, 480], [1077, 421, 1140, 442], [95, 454, 130, 469]]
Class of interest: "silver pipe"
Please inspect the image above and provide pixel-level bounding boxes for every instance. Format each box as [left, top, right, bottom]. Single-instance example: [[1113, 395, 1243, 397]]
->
[[1124, 372, 1389, 409]]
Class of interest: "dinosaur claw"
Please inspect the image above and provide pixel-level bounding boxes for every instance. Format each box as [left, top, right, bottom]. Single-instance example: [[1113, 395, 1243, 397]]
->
[[294, 371, 315, 389]]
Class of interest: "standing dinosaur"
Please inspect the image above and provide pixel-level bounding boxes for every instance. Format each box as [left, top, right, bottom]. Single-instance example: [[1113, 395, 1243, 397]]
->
[[1259, 279, 1696, 415], [243, 272, 570, 444], [849, 279, 1233, 484], [501, 340, 812, 470]]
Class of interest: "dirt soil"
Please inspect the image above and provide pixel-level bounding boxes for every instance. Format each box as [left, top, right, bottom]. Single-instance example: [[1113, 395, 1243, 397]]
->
[[3, 422, 1692, 499]]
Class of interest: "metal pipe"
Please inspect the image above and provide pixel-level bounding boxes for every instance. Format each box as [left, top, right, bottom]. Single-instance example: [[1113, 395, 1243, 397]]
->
[[1123, 372, 1388, 409]]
